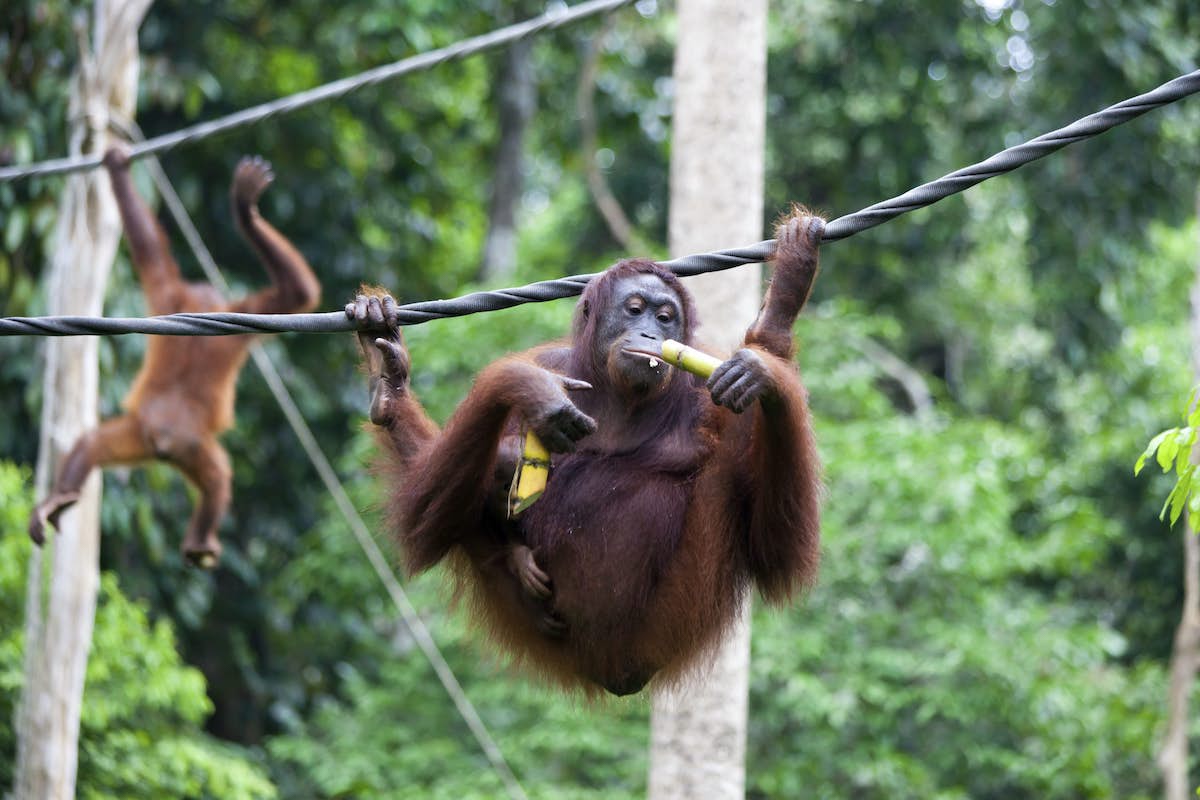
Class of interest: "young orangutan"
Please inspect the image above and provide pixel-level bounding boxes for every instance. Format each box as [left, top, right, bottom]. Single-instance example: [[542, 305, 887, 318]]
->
[[28, 146, 321, 567], [349, 209, 824, 695]]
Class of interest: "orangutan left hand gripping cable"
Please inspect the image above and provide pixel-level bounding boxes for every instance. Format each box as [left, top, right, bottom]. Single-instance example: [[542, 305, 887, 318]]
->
[[349, 208, 824, 696], [28, 146, 321, 568]]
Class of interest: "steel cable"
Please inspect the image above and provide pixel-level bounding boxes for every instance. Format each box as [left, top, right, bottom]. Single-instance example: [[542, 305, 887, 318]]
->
[[4, 68, 1199, 337], [0, 0, 636, 183]]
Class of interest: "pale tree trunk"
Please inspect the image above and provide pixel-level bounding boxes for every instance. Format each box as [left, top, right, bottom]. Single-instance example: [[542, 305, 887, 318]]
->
[[648, 1, 766, 798], [14, 2, 150, 797], [479, 35, 535, 281], [1158, 187, 1200, 800]]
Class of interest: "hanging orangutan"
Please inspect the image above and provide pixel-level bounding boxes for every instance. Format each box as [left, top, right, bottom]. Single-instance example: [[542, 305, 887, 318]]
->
[[348, 208, 824, 695], [28, 145, 321, 567]]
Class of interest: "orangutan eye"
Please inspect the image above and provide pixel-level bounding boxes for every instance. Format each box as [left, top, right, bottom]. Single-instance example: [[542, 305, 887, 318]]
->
[[626, 300, 645, 316], [656, 309, 674, 323]]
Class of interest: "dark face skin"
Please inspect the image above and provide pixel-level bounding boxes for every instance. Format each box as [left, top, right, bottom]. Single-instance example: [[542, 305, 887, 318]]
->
[[592, 274, 685, 401]]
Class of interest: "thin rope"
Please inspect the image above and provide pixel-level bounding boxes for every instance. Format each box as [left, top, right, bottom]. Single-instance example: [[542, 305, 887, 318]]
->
[[5, 67, 1199, 338], [0, 0, 635, 183], [143, 150, 529, 800]]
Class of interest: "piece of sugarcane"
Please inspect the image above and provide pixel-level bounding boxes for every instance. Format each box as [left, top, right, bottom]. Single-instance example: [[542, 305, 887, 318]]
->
[[507, 339, 722, 517], [660, 338, 722, 379]]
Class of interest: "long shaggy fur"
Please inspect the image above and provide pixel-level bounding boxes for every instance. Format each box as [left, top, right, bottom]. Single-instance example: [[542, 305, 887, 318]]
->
[[368, 235, 824, 695]]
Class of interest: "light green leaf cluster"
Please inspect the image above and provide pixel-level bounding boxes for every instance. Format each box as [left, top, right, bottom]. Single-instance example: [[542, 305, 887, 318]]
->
[[1135, 386, 1200, 530]]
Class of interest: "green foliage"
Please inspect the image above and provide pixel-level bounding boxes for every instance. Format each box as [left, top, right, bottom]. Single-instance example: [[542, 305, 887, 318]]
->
[[0, 463, 276, 798], [0, 469, 33, 788], [1136, 386, 1200, 531], [76, 576, 277, 799], [268, 650, 649, 799], [750, 413, 1163, 798]]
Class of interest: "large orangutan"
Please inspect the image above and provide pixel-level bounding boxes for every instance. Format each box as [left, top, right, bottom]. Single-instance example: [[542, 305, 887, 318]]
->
[[349, 209, 824, 695], [28, 146, 321, 567]]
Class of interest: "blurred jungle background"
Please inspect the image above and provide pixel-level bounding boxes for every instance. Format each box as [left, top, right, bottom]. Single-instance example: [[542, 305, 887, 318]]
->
[[2, 0, 1200, 797]]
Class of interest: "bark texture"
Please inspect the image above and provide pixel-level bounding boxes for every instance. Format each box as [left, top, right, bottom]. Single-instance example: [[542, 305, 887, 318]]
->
[[15, 2, 150, 797], [648, 1, 767, 798]]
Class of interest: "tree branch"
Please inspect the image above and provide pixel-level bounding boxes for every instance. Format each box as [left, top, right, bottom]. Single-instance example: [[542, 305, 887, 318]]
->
[[576, 15, 644, 251], [851, 336, 934, 420]]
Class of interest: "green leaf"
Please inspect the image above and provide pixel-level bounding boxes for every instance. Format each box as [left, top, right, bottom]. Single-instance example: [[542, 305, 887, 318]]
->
[[1157, 435, 1181, 472], [1136, 429, 1174, 475], [1175, 429, 1196, 474], [1187, 387, 1200, 428], [1168, 470, 1195, 526], [1162, 483, 1178, 522]]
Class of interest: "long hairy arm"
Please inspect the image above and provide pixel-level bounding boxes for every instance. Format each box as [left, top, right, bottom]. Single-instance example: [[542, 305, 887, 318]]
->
[[347, 293, 592, 574], [229, 156, 321, 314], [102, 146, 184, 313]]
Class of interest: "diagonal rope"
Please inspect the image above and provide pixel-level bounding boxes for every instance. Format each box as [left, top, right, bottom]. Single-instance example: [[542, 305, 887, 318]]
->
[[5, 68, 1199, 338], [0, 0, 636, 183], [142, 150, 529, 800]]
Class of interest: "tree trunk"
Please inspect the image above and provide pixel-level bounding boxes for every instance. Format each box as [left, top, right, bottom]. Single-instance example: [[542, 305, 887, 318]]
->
[[648, 1, 766, 798], [479, 35, 536, 282], [14, 2, 150, 797], [1158, 187, 1200, 800]]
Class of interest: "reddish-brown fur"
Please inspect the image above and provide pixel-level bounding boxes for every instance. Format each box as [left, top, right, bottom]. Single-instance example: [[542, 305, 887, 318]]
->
[[28, 147, 321, 567], [362, 211, 824, 695]]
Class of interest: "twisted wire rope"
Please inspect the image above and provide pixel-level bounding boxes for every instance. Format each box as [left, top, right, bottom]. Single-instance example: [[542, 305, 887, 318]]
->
[[4, 73, 1199, 337], [0, 0, 636, 183]]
